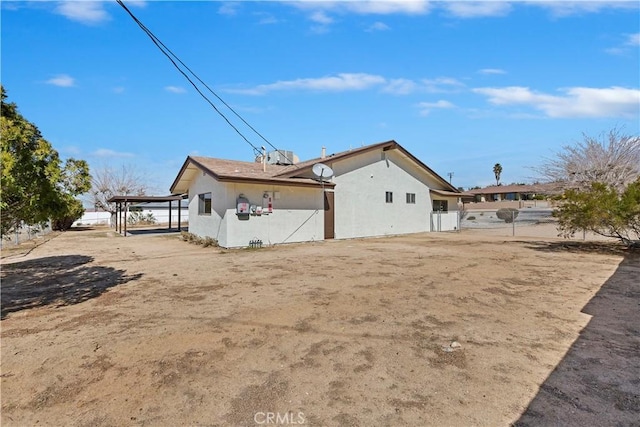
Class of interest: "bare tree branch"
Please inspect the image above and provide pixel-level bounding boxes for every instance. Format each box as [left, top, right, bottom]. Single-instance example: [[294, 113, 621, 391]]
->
[[88, 165, 150, 226], [534, 128, 640, 193]]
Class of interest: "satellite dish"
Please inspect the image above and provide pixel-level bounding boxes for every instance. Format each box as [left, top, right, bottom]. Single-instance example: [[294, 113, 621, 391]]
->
[[312, 163, 334, 180]]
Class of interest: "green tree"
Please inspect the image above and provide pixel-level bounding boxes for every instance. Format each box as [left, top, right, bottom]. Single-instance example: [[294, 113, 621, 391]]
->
[[493, 163, 502, 186], [1, 86, 90, 234], [554, 180, 640, 246]]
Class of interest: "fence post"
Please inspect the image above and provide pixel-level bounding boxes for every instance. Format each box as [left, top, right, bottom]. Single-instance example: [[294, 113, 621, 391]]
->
[[512, 210, 515, 236]]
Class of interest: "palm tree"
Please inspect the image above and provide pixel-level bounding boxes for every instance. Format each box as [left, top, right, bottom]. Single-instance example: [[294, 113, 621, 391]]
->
[[493, 163, 503, 186]]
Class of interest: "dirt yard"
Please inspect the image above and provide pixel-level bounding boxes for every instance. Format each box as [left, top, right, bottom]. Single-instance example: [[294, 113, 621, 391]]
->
[[1, 226, 638, 426]]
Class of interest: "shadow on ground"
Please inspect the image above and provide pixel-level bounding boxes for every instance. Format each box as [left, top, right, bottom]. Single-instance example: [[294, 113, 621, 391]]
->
[[126, 228, 185, 236], [1, 255, 143, 319], [514, 249, 640, 426]]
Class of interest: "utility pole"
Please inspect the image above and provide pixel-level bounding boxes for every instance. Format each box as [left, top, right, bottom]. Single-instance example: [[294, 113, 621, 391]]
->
[[447, 172, 454, 184]]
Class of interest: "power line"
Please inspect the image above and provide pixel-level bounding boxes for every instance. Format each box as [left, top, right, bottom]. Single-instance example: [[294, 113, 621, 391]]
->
[[116, 0, 295, 165]]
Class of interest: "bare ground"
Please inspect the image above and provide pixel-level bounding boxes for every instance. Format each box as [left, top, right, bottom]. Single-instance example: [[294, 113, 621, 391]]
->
[[1, 226, 638, 426]]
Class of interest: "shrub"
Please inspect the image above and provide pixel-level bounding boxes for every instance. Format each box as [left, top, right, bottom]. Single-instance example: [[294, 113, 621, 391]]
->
[[180, 231, 217, 247], [127, 211, 156, 226], [467, 216, 476, 221], [496, 208, 519, 223], [202, 237, 218, 247]]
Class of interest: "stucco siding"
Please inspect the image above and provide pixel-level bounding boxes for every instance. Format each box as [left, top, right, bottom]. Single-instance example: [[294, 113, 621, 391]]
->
[[332, 149, 431, 239], [223, 183, 323, 248], [188, 173, 226, 244], [188, 176, 323, 248]]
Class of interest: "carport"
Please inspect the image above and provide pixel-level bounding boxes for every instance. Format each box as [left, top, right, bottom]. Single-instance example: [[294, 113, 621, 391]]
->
[[108, 195, 186, 236]]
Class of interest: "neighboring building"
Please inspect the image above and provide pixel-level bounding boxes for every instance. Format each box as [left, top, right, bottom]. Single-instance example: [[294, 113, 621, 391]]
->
[[170, 140, 461, 248], [466, 184, 550, 202], [75, 200, 188, 227]]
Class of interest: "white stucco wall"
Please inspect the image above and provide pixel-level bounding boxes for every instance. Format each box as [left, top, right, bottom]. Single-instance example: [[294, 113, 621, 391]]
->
[[330, 149, 434, 239], [188, 173, 323, 248]]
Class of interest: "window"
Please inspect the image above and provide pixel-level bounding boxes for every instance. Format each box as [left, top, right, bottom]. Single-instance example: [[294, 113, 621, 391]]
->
[[385, 191, 393, 203], [406, 193, 416, 204], [433, 200, 448, 212], [198, 193, 212, 215]]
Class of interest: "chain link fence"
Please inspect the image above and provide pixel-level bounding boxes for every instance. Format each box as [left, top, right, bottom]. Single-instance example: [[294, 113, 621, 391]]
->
[[1, 221, 54, 249], [462, 207, 555, 233]]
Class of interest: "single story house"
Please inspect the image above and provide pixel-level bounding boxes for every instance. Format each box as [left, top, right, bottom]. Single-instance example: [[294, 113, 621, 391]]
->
[[170, 140, 461, 248], [466, 184, 551, 202]]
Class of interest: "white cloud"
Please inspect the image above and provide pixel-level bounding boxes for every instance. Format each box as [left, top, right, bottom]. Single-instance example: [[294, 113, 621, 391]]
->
[[310, 10, 334, 25], [626, 32, 640, 46], [92, 149, 135, 158], [291, 0, 430, 15], [365, 21, 390, 32], [54, 1, 109, 24], [528, 1, 639, 17], [45, 74, 75, 87], [165, 86, 186, 94], [473, 86, 640, 118], [125, 1, 147, 7], [382, 78, 418, 95], [344, 0, 431, 15], [478, 68, 506, 75], [218, 2, 240, 16], [442, 2, 512, 18], [112, 86, 125, 94], [606, 32, 640, 55], [288, 0, 429, 29], [255, 12, 279, 25], [227, 73, 386, 95], [422, 77, 465, 93], [417, 100, 455, 116]]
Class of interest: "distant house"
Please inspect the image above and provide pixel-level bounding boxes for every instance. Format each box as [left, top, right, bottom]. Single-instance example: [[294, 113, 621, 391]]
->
[[170, 140, 461, 248], [466, 184, 550, 202]]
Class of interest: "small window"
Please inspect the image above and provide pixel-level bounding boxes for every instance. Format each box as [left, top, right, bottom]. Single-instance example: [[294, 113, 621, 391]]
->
[[385, 191, 393, 203], [406, 193, 416, 204], [198, 193, 212, 215], [433, 200, 448, 212]]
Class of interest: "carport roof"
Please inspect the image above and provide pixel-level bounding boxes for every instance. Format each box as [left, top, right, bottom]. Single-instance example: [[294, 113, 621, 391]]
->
[[107, 195, 185, 203]]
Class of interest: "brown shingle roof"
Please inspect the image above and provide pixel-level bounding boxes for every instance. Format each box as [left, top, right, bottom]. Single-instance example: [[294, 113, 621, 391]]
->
[[169, 155, 334, 194]]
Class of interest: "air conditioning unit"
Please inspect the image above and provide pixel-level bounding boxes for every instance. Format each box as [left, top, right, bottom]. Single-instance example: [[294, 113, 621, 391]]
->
[[267, 150, 298, 165]]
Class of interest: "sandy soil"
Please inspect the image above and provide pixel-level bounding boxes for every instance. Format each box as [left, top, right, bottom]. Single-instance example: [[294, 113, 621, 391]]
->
[[1, 226, 638, 426]]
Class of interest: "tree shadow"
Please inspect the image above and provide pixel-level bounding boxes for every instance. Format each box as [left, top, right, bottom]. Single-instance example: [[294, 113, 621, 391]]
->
[[521, 240, 629, 256], [1, 255, 143, 319], [514, 251, 640, 426]]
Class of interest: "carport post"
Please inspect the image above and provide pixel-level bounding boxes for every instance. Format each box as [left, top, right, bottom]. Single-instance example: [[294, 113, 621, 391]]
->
[[178, 202, 181, 231], [123, 201, 127, 237]]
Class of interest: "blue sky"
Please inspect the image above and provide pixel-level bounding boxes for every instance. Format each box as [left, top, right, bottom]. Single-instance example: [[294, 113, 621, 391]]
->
[[2, 1, 639, 193]]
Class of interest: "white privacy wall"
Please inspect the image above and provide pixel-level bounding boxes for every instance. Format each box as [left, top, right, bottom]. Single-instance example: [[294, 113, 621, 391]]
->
[[188, 173, 323, 248], [331, 149, 433, 239]]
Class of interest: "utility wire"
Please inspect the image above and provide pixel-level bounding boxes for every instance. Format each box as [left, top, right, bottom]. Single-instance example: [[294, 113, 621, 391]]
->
[[116, 0, 296, 165]]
